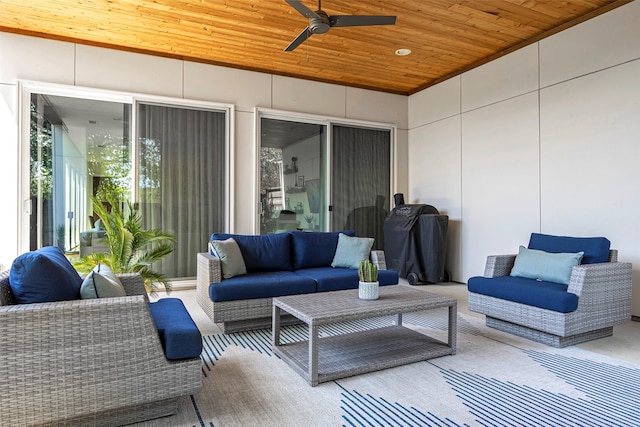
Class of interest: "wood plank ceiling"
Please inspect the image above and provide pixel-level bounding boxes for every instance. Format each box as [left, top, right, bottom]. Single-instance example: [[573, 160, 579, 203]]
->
[[0, 0, 631, 95]]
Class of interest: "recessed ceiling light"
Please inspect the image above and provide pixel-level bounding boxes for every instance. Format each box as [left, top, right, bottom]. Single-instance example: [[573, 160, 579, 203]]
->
[[395, 48, 411, 56]]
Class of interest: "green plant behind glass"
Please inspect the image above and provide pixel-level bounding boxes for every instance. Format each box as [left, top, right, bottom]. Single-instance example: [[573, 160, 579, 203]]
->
[[74, 195, 175, 293]]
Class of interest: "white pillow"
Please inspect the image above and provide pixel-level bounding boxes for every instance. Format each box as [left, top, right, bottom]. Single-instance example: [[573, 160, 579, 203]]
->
[[331, 233, 374, 269], [210, 237, 247, 279], [81, 263, 127, 299]]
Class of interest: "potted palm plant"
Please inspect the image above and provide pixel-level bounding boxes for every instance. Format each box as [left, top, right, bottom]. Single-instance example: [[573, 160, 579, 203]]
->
[[74, 195, 176, 293], [358, 258, 379, 300]]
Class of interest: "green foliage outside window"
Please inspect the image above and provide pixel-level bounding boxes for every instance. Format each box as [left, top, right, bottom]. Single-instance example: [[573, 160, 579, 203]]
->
[[29, 101, 53, 199], [73, 195, 176, 293]]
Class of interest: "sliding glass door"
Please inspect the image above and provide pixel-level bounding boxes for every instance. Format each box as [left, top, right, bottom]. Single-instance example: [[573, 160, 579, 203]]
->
[[24, 84, 231, 279], [257, 111, 393, 248]]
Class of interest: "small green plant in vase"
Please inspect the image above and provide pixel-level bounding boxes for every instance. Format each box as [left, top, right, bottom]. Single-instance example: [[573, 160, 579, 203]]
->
[[358, 259, 379, 300]]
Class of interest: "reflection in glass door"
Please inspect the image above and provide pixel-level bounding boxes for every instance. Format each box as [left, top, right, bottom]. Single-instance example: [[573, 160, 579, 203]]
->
[[28, 93, 131, 254], [331, 125, 391, 250], [259, 118, 326, 235]]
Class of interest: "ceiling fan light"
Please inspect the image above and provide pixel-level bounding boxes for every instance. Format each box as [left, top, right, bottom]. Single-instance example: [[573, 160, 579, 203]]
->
[[395, 48, 412, 56]]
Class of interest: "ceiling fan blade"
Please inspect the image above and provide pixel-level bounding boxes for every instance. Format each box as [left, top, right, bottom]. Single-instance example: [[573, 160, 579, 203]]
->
[[329, 15, 396, 27], [285, 0, 320, 19], [284, 27, 313, 52]]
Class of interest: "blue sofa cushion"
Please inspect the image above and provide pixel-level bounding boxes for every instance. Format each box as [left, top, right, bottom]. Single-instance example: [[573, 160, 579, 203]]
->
[[468, 275, 579, 313], [208, 271, 317, 302], [211, 233, 292, 272], [149, 298, 202, 360], [296, 267, 399, 292], [528, 233, 610, 264], [289, 230, 356, 270], [9, 246, 82, 303]]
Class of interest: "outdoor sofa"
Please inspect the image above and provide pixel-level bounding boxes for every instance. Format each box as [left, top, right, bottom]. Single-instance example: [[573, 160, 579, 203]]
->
[[197, 230, 399, 333], [468, 233, 632, 347], [0, 246, 203, 426]]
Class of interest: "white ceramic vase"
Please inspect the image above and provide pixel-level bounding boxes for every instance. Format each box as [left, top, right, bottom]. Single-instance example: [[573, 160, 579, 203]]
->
[[358, 280, 379, 300]]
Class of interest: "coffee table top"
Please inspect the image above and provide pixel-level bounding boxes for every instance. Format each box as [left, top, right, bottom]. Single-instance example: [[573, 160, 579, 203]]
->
[[273, 285, 456, 326]]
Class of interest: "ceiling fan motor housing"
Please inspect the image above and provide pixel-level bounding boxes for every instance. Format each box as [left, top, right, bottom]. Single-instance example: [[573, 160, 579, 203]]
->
[[283, 0, 396, 51], [309, 10, 330, 34]]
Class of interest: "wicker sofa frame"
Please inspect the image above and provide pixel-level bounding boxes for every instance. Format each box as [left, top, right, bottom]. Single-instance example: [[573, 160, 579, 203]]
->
[[468, 250, 633, 348], [0, 270, 202, 426], [197, 250, 389, 333]]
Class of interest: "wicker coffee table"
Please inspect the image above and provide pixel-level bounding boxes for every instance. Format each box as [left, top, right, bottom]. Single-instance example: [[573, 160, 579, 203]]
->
[[272, 285, 457, 386]]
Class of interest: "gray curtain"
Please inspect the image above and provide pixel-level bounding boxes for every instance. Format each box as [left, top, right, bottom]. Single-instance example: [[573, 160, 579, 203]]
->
[[331, 125, 391, 250], [137, 103, 226, 278]]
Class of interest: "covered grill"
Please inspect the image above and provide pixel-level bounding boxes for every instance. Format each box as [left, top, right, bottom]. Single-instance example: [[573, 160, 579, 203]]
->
[[383, 199, 449, 284]]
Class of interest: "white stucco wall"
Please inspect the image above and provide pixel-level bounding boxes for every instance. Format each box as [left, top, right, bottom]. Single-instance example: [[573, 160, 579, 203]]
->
[[408, 0, 640, 315], [0, 32, 408, 268]]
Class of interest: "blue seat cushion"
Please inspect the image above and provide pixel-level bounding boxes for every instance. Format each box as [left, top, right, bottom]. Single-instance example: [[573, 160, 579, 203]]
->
[[211, 233, 292, 272], [296, 267, 399, 292], [9, 246, 82, 303], [468, 275, 578, 313], [378, 269, 400, 286], [528, 233, 610, 264], [208, 271, 317, 302], [289, 230, 355, 270], [149, 298, 202, 360]]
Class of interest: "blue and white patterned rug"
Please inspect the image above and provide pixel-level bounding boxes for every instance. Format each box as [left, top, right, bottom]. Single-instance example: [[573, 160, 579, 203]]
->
[[135, 310, 640, 427]]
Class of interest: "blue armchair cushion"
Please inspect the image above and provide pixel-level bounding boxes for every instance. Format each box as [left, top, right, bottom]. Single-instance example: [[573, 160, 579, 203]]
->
[[468, 275, 579, 313], [528, 233, 610, 264], [9, 246, 82, 303], [510, 246, 583, 285], [331, 233, 374, 269], [289, 230, 356, 270], [208, 270, 317, 302], [211, 232, 292, 272], [149, 298, 202, 360], [296, 267, 399, 292]]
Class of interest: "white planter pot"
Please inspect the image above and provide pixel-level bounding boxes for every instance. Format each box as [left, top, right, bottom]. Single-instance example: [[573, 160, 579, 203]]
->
[[358, 280, 379, 300]]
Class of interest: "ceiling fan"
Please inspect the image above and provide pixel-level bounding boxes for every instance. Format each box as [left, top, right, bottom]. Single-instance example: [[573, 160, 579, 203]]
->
[[284, 0, 396, 52]]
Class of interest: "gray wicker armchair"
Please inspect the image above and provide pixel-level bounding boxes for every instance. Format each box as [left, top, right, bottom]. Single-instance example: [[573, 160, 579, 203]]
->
[[468, 250, 633, 347], [0, 270, 202, 426]]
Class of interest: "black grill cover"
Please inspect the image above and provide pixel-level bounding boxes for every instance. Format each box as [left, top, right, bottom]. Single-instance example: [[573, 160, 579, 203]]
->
[[383, 204, 448, 283]]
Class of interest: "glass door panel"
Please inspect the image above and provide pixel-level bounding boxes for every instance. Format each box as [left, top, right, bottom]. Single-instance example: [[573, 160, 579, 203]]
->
[[259, 118, 327, 234], [25, 86, 230, 280], [331, 125, 391, 250], [137, 103, 227, 278], [28, 93, 131, 254]]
